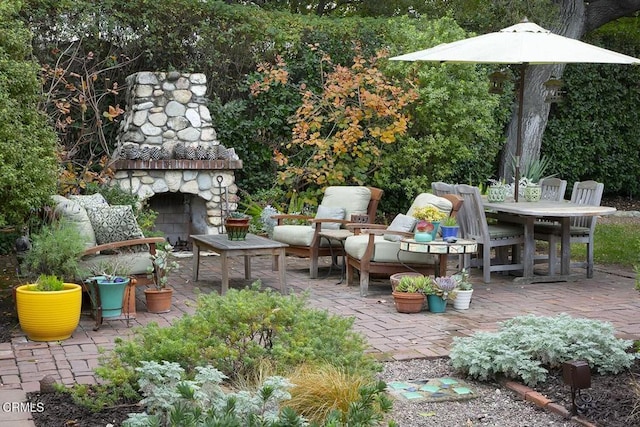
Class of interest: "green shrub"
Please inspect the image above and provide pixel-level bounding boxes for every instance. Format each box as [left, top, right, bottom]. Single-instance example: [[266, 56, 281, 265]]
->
[[33, 274, 64, 291], [23, 220, 86, 281], [81, 284, 378, 409], [450, 313, 635, 386]]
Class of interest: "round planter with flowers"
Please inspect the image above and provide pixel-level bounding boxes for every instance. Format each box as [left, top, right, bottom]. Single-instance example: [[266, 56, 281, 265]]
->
[[412, 205, 447, 241]]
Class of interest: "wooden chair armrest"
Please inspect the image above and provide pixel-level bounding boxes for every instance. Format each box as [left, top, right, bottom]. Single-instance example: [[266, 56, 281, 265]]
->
[[82, 236, 166, 256], [346, 222, 386, 235], [360, 229, 414, 238]]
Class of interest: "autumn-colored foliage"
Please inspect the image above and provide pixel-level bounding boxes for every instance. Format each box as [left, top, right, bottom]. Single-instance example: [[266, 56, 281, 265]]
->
[[252, 48, 417, 194]]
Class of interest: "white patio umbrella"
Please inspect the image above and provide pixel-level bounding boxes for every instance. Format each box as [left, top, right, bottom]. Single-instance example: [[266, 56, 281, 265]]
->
[[390, 19, 640, 200]]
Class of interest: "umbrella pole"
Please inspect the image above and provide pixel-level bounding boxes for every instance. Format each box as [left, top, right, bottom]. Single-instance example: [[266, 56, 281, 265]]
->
[[514, 63, 527, 202]]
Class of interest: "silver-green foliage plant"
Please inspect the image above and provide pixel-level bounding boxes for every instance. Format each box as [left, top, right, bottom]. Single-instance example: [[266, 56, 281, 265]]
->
[[450, 313, 635, 386], [123, 361, 302, 427]]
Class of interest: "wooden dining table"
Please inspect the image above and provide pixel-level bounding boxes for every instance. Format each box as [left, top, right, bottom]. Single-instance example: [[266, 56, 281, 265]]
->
[[482, 200, 616, 282]]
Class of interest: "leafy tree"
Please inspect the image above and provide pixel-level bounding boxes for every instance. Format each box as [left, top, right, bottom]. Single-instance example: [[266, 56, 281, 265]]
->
[[252, 49, 418, 199], [0, 0, 57, 227]]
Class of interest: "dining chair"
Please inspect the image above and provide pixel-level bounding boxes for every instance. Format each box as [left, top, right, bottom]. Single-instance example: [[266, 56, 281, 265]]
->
[[534, 180, 604, 277], [540, 177, 567, 201], [431, 181, 456, 196], [454, 184, 525, 283]]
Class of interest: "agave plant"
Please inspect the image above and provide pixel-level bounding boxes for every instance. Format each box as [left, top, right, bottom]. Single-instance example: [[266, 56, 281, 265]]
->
[[433, 276, 458, 301]]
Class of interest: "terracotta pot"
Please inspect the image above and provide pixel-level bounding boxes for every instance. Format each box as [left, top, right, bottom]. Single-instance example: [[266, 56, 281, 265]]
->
[[390, 272, 424, 292], [144, 288, 173, 313], [392, 291, 426, 313]]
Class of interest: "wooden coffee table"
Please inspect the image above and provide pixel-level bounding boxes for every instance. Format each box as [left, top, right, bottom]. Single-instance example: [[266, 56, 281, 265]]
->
[[190, 233, 288, 294]]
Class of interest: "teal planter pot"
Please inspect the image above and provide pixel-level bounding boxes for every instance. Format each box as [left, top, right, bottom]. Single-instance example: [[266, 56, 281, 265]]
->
[[86, 276, 130, 318], [427, 294, 447, 313]]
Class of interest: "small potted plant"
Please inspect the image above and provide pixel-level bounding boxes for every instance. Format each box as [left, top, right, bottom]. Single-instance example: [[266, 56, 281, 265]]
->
[[144, 245, 179, 313], [412, 205, 447, 242], [440, 216, 459, 240], [487, 178, 507, 202], [452, 269, 473, 310], [392, 275, 433, 313], [225, 211, 251, 240], [84, 258, 132, 318], [427, 276, 458, 313]]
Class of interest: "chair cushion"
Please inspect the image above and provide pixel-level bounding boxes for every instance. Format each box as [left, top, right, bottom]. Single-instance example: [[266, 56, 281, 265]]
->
[[534, 223, 591, 236], [345, 234, 438, 264], [80, 251, 152, 276], [384, 214, 417, 242], [68, 193, 109, 209], [488, 223, 525, 239], [86, 205, 145, 245], [271, 225, 337, 247], [314, 205, 345, 230], [321, 186, 371, 222], [51, 195, 97, 249], [406, 193, 453, 217]]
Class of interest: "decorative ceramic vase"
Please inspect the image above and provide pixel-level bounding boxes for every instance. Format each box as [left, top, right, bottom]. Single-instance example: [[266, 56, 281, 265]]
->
[[524, 185, 542, 202], [15, 283, 82, 341], [95, 277, 130, 318], [429, 221, 441, 240], [225, 217, 251, 240], [144, 288, 173, 313], [487, 186, 507, 202], [427, 294, 447, 313], [440, 226, 459, 239], [390, 272, 424, 292], [392, 291, 426, 313], [414, 231, 433, 242], [453, 289, 474, 310]]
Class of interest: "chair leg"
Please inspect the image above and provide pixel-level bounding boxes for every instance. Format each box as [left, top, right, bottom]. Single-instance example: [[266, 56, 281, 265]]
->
[[359, 271, 370, 297], [310, 255, 318, 279]]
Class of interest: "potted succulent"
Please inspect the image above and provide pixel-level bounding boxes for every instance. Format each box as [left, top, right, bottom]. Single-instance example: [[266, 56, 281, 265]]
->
[[452, 269, 474, 310], [391, 275, 433, 313], [412, 205, 447, 242], [516, 155, 554, 202], [440, 216, 459, 240], [15, 274, 83, 341], [487, 178, 508, 202], [426, 276, 458, 313], [144, 245, 179, 313], [225, 211, 252, 240]]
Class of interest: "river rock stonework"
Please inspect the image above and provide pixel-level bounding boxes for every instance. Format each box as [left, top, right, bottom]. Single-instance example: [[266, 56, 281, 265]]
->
[[112, 72, 242, 237]]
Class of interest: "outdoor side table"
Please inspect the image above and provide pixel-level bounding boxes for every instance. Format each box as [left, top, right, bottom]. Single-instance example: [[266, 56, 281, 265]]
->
[[398, 238, 478, 277], [317, 229, 354, 284]]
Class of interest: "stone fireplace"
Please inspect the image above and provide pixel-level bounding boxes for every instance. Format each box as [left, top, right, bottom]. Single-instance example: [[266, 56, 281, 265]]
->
[[111, 71, 242, 246]]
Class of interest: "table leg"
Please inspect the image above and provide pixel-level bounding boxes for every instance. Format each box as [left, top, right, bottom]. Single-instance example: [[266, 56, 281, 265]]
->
[[560, 217, 571, 275], [277, 248, 287, 293], [221, 252, 229, 294], [244, 255, 251, 280], [522, 217, 534, 278], [437, 255, 447, 277], [192, 243, 201, 281]]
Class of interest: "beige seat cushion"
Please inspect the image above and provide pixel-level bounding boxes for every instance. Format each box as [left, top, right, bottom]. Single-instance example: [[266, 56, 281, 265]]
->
[[406, 193, 453, 217], [321, 186, 371, 222], [79, 251, 153, 276], [345, 234, 438, 264], [271, 225, 338, 247]]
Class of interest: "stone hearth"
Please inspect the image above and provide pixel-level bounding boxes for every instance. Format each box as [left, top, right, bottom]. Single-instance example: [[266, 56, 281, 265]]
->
[[111, 72, 242, 242]]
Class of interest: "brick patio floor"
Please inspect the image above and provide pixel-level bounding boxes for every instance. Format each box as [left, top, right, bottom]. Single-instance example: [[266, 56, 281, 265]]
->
[[1, 251, 638, 424]]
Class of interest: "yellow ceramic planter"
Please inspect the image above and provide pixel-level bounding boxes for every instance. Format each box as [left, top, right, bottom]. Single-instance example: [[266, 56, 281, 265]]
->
[[15, 283, 82, 341]]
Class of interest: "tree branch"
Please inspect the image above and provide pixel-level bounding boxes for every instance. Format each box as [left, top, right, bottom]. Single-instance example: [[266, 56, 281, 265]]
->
[[585, 0, 640, 32]]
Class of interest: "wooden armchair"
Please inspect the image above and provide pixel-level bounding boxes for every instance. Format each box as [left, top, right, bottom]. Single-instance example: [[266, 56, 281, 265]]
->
[[271, 186, 384, 278], [345, 193, 463, 296], [51, 194, 166, 321]]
